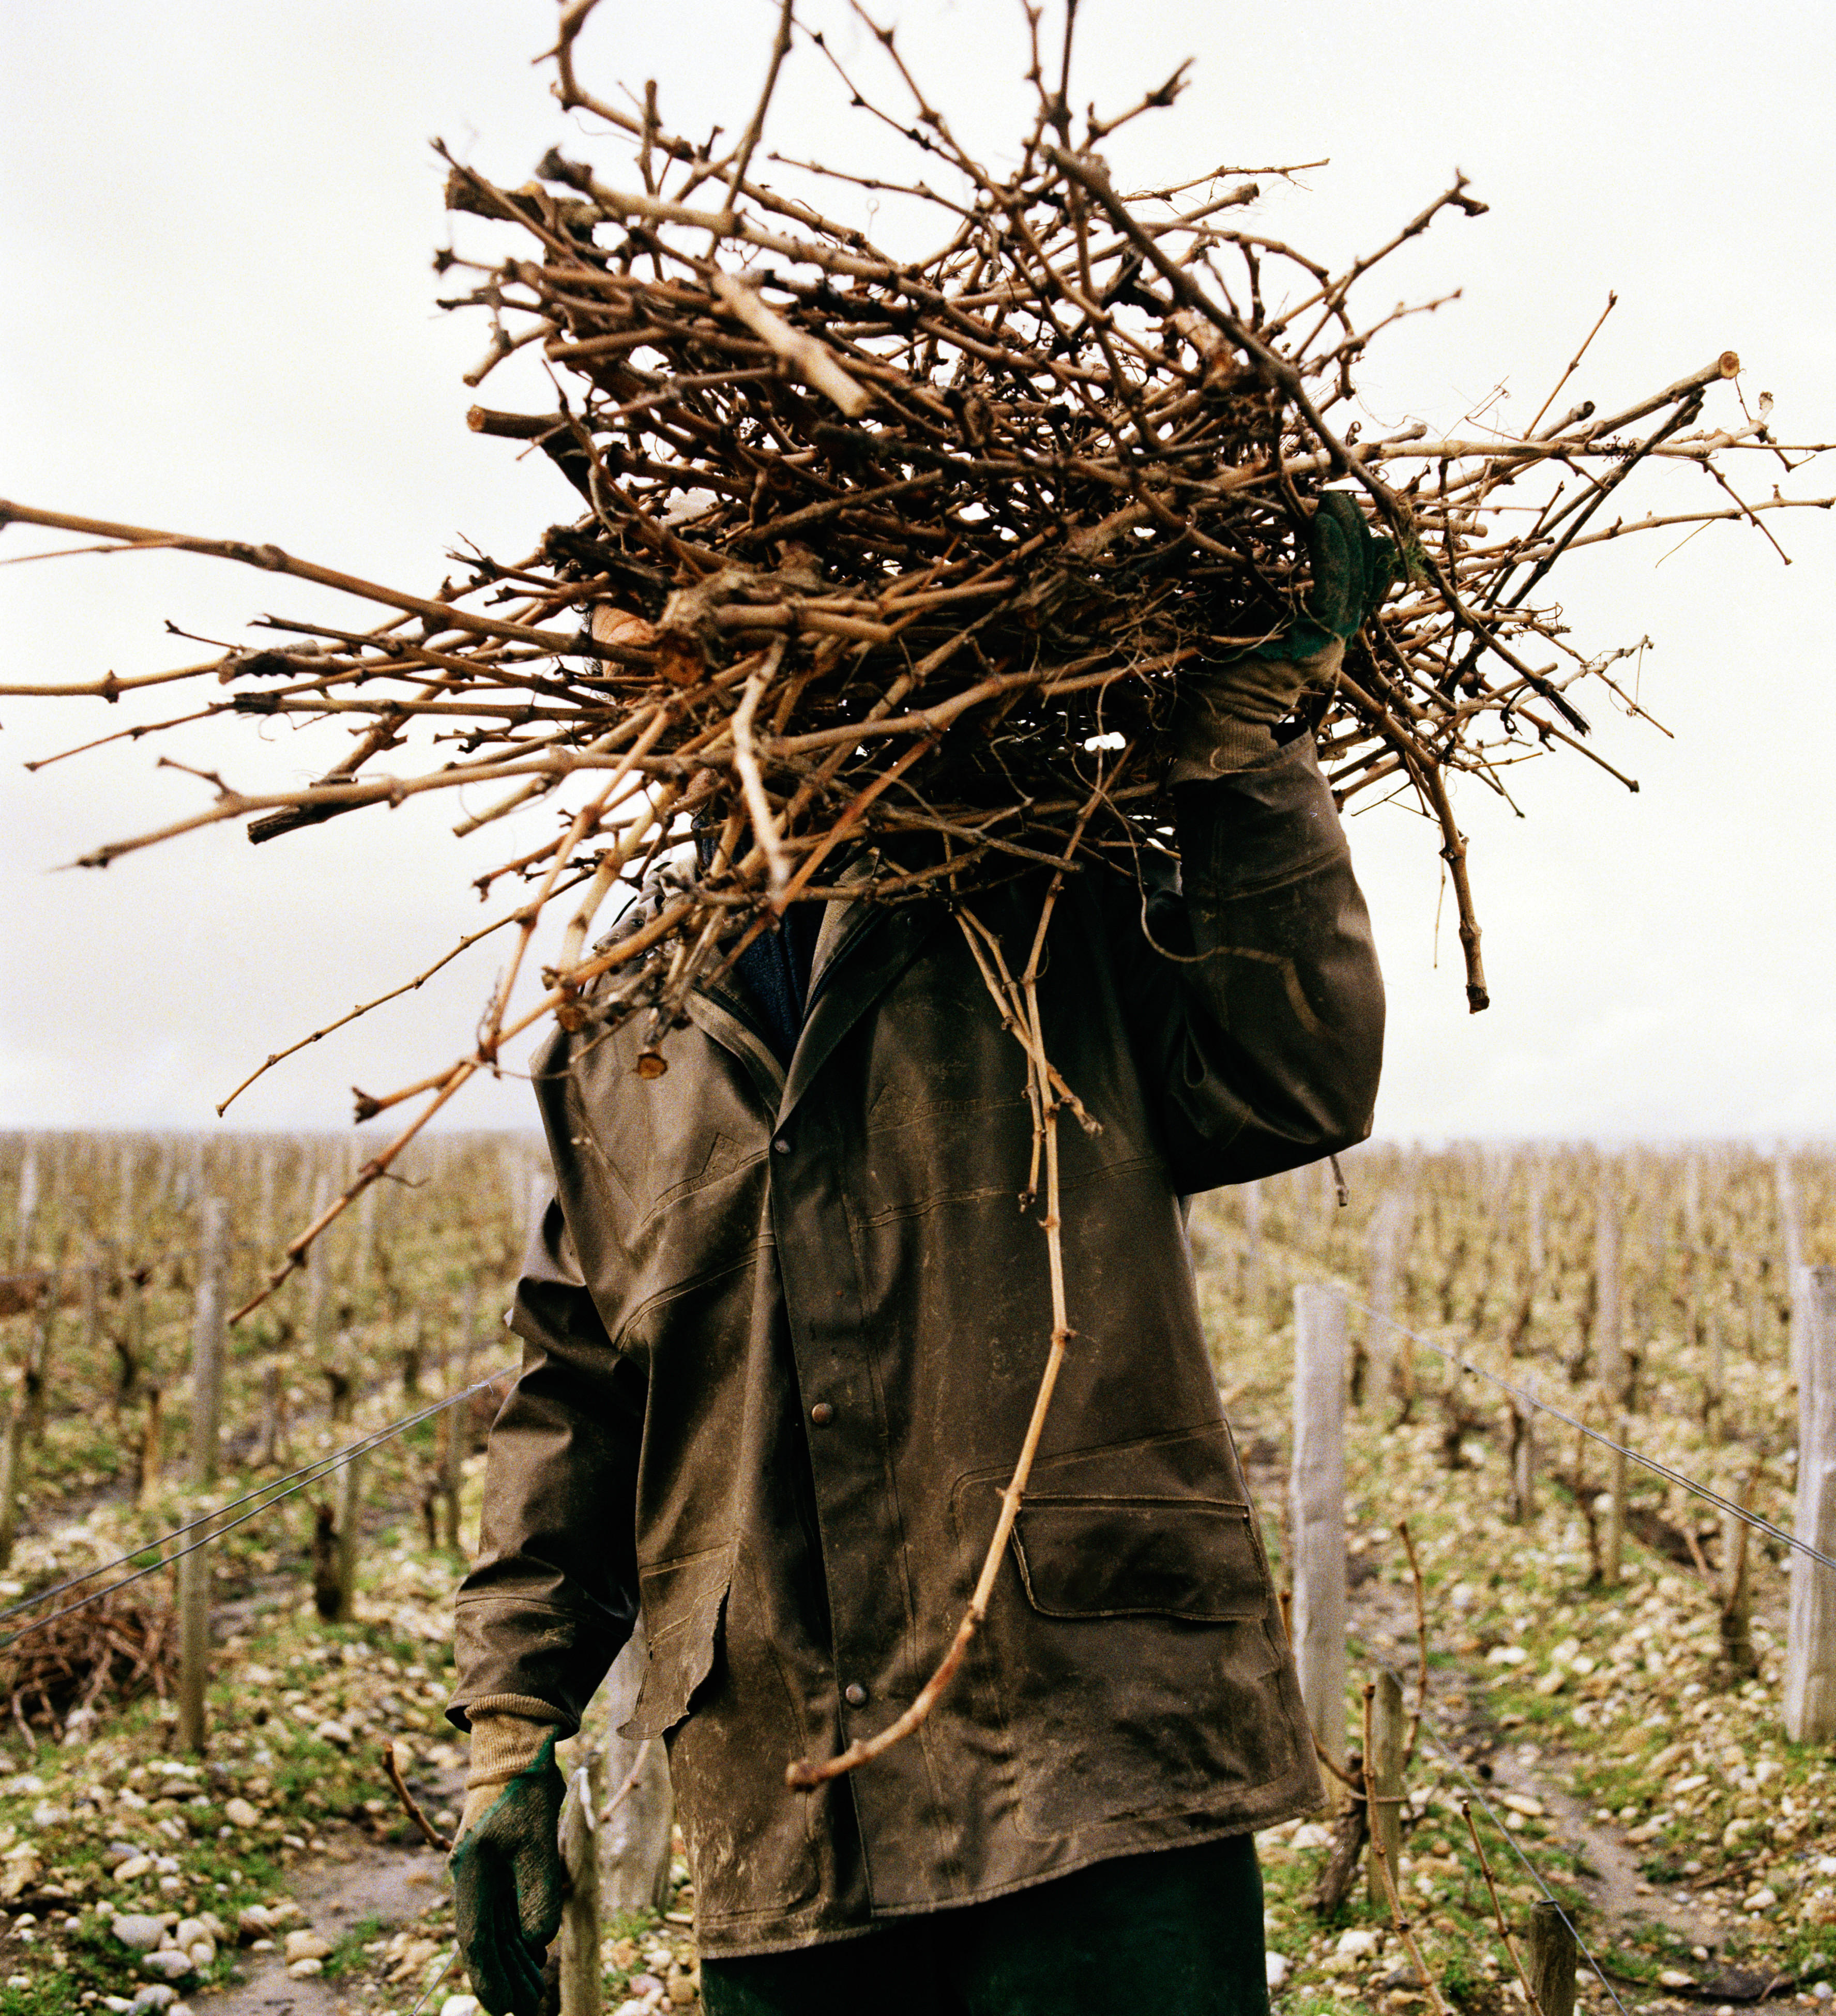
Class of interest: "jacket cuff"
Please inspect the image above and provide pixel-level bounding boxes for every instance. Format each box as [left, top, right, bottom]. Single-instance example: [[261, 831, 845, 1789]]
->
[[1167, 640, 1343, 784], [1174, 731, 1349, 902]]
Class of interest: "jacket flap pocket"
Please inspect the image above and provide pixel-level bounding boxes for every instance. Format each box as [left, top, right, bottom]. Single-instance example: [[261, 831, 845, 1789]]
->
[[620, 1545, 733, 1739], [1010, 1495, 1269, 1621]]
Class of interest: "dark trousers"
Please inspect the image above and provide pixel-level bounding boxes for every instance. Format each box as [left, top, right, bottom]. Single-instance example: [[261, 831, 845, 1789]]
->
[[700, 1835, 1269, 2016]]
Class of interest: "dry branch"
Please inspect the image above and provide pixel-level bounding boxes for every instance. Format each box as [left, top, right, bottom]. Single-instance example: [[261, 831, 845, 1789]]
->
[[3, 2, 1830, 1295]]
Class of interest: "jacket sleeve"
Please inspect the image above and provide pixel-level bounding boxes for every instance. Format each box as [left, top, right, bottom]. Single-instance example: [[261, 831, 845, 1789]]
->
[[1110, 731, 1385, 1193], [447, 1188, 645, 1736]]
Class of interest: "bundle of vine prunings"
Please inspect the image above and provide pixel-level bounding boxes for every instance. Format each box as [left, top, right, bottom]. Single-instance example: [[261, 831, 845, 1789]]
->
[[3, 2, 1829, 1300], [0, 1584, 173, 1735]]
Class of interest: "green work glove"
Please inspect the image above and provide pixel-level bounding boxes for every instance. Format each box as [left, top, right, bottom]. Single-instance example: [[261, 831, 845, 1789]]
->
[[1172, 492, 1397, 778], [450, 1730, 566, 2016], [1262, 489, 1397, 664]]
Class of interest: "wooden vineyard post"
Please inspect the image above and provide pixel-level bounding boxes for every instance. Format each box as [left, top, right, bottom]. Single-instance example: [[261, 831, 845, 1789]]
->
[[402, 1312, 423, 1403], [557, 1764, 603, 2016], [1367, 1667, 1404, 1906], [330, 1448, 364, 1625], [176, 1535, 211, 1754], [23, 1248, 58, 1447], [1596, 1180, 1628, 1585], [600, 1627, 675, 1913], [0, 1387, 23, 1570], [306, 1171, 333, 1364], [1291, 1284, 1348, 1777], [438, 1281, 475, 1551], [1242, 1180, 1264, 1325], [1364, 1194, 1406, 1409], [139, 1386, 164, 1510], [259, 1362, 287, 1468], [1528, 1899, 1577, 2016], [1509, 1381, 1536, 1526], [1778, 1150, 1806, 1385], [1785, 1267, 1836, 1741], [189, 1197, 229, 1487], [78, 1256, 100, 1379], [12, 1146, 37, 1270], [1721, 1498, 1758, 1678]]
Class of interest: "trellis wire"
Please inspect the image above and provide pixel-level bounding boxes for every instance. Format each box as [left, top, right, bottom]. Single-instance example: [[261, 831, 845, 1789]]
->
[[0, 1367, 512, 1654], [1337, 1293, 1835, 1577]]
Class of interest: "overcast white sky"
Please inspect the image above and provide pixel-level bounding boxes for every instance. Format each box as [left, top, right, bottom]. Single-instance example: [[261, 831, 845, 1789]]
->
[[3, 0, 1833, 1143]]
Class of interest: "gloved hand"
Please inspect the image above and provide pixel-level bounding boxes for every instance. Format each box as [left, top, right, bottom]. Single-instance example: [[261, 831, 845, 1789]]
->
[[451, 1718, 566, 2016], [1172, 491, 1396, 780]]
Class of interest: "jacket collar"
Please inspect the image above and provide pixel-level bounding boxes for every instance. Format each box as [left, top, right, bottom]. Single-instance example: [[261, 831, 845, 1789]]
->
[[689, 880, 945, 1127], [778, 897, 943, 1127]]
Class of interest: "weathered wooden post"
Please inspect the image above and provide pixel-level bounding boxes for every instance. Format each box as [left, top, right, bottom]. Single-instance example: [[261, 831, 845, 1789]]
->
[[1242, 1180, 1264, 1323], [78, 1257, 100, 1377], [1595, 1180, 1628, 1585], [138, 1385, 165, 1510], [356, 1181, 378, 1292], [115, 1140, 135, 1259], [557, 1764, 602, 2016], [401, 1312, 423, 1404], [438, 1282, 476, 1551], [257, 1144, 277, 1261], [1527, 1900, 1577, 2016], [1364, 1193, 1407, 1407], [1778, 1149, 1805, 1382], [1785, 1267, 1836, 1742], [1291, 1284, 1347, 1777], [600, 1628, 675, 1913], [1508, 1381, 1536, 1527], [1720, 1499, 1757, 1679], [12, 1146, 38, 1270], [176, 1537, 210, 1754], [189, 1198, 229, 1488], [259, 1362, 287, 1468], [23, 1238, 62, 1447], [1367, 1668, 1404, 1906], [330, 1448, 364, 1624], [0, 1386, 24, 1570], [1526, 1156, 1549, 1283], [306, 1172, 333, 1363]]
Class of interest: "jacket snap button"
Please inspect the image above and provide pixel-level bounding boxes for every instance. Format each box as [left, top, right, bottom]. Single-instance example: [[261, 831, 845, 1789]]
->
[[809, 1402, 834, 1426], [773, 1135, 792, 1154], [844, 1683, 868, 1708]]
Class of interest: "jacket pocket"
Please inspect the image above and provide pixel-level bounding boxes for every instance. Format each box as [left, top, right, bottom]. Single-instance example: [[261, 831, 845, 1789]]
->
[[620, 1544, 733, 1740], [1010, 1495, 1270, 1622]]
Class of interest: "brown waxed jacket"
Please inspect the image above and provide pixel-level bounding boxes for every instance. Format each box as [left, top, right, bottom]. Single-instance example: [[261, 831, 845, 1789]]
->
[[451, 735, 1384, 1956]]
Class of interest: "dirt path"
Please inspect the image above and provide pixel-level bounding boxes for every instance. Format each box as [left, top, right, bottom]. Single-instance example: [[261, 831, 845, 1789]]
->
[[210, 1747, 464, 2016], [1239, 1428, 1792, 2012]]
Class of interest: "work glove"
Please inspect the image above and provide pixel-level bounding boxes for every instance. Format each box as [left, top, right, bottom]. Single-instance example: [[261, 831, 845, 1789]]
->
[[451, 1715, 567, 2016], [1171, 491, 1396, 780]]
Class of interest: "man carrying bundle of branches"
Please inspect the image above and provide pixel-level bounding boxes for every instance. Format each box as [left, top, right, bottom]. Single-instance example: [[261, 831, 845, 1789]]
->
[[445, 499, 1389, 2016]]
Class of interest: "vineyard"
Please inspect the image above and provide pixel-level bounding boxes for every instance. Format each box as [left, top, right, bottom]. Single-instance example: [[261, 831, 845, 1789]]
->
[[0, 1131, 1830, 2016]]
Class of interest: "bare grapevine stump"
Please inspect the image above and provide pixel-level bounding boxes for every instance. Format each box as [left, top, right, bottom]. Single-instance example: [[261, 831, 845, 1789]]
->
[[189, 1197, 229, 1486], [1528, 1899, 1577, 2016], [1366, 1669, 1404, 1907]]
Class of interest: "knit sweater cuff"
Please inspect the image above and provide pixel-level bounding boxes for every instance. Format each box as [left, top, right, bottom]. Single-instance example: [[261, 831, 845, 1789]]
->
[[465, 1699, 567, 1791]]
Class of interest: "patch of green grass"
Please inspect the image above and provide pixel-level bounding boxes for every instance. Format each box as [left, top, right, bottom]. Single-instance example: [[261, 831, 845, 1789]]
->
[[0, 1968, 79, 2016], [323, 1911, 387, 1980]]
